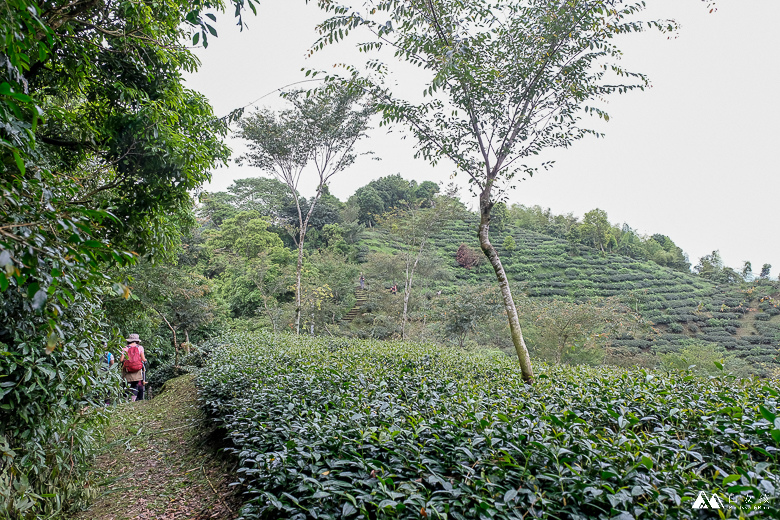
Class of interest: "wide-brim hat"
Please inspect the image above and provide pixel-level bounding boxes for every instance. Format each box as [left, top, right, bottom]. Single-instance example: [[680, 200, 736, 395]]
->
[[126, 333, 142, 343]]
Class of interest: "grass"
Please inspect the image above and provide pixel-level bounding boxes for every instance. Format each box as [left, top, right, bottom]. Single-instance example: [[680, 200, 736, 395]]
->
[[71, 374, 240, 520]]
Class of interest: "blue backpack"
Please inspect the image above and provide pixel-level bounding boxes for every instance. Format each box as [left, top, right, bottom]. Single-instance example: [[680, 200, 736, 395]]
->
[[101, 352, 113, 371]]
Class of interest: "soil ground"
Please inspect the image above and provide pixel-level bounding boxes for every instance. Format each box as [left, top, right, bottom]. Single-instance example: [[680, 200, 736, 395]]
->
[[70, 374, 241, 520]]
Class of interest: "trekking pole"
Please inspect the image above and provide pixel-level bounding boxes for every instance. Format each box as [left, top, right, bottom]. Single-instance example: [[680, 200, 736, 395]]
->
[[140, 363, 147, 400]]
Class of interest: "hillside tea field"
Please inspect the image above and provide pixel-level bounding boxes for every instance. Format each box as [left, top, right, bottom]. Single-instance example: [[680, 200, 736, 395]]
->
[[200, 333, 779, 519], [427, 219, 780, 369]]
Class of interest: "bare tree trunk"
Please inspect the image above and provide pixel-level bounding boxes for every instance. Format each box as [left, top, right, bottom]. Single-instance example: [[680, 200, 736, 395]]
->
[[402, 287, 410, 340], [184, 330, 190, 354], [262, 297, 278, 333], [478, 191, 534, 383], [402, 261, 411, 340], [401, 240, 424, 340], [153, 308, 179, 366], [172, 331, 179, 365], [296, 227, 304, 335]]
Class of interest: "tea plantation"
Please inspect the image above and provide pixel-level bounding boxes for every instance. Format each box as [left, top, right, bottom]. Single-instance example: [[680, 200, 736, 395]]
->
[[417, 216, 779, 370], [200, 333, 779, 519]]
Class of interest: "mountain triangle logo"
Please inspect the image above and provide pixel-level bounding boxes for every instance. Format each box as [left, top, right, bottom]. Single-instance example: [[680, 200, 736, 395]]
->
[[692, 491, 725, 509]]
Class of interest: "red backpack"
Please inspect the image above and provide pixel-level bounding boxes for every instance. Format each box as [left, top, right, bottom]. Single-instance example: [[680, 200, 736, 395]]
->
[[124, 345, 143, 372]]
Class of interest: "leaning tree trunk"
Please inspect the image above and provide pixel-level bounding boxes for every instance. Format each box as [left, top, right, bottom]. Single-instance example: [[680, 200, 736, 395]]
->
[[296, 235, 304, 335], [154, 309, 179, 366], [478, 189, 534, 383]]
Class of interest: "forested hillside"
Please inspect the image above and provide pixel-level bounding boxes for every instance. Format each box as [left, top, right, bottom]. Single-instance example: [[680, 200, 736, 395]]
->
[[105, 174, 779, 382]]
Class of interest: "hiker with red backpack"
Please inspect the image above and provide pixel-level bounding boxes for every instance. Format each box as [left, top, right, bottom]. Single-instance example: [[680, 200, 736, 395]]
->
[[121, 334, 147, 401]]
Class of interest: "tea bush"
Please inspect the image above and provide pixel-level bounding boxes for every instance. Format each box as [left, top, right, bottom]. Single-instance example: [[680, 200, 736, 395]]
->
[[201, 333, 779, 520]]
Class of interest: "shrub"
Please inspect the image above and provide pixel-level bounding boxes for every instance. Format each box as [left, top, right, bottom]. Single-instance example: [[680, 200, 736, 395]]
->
[[0, 302, 119, 518], [455, 244, 481, 269], [146, 343, 214, 390], [201, 332, 780, 520], [667, 323, 684, 334]]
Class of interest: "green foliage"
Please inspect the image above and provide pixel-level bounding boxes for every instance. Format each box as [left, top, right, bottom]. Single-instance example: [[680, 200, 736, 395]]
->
[[379, 195, 461, 338], [201, 332, 779, 520], [313, 0, 693, 381], [0, 297, 120, 518], [521, 297, 645, 366], [502, 235, 516, 256], [206, 211, 284, 259], [1, 1, 257, 514], [227, 177, 293, 221], [659, 342, 751, 378], [349, 175, 439, 226], [441, 284, 502, 347], [695, 251, 742, 284], [237, 85, 372, 333], [507, 205, 690, 272], [581, 209, 613, 253]]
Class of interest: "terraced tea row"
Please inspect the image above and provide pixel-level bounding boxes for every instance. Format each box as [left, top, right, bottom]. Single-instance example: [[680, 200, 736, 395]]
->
[[200, 333, 779, 519], [415, 217, 780, 368]]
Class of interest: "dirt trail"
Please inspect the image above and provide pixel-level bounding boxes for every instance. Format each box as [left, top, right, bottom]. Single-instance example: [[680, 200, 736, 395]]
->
[[71, 374, 241, 520]]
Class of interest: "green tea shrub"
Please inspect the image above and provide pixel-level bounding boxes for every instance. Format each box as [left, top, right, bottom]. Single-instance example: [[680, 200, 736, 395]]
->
[[667, 323, 684, 334], [201, 333, 779, 520], [145, 340, 223, 390]]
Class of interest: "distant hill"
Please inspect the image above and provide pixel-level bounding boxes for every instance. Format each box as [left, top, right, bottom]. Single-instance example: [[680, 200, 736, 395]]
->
[[193, 175, 778, 375], [367, 213, 779, 372]]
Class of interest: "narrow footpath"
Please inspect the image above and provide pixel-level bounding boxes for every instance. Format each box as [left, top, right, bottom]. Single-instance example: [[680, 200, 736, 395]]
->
[[72, 374, 241, 520]]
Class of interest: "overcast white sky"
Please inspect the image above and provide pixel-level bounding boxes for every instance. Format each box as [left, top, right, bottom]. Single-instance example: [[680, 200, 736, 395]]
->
[[185, 0, 780, 274]]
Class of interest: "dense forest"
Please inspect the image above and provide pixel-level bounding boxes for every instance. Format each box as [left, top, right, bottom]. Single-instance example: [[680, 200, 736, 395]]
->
[[2, 0, 778, 518]]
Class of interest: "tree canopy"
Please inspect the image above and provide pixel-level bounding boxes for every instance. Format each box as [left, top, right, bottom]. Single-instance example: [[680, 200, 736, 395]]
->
[[311, 0, 718, 382], [1, 1, 256, 514], [237, 86, 372, 333]]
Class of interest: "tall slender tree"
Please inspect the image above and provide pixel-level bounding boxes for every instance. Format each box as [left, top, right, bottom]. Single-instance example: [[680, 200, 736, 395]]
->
[[380, 192, 460, 339], [313, 0, 715, 382], [238, 86, 372, 333]]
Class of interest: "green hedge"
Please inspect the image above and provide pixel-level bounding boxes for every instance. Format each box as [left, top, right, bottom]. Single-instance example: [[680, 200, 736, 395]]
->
[[200, 333, 779, 520]]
